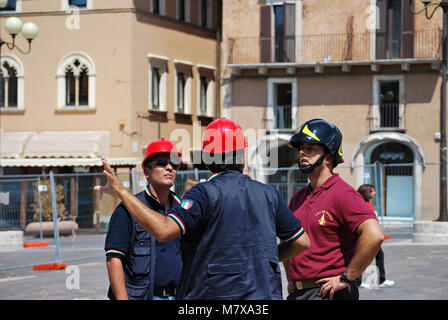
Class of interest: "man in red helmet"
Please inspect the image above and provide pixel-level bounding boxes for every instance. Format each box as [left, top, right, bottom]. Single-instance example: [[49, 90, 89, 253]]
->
[[104, 138, 183, 300], [96, 117, 310, 300]]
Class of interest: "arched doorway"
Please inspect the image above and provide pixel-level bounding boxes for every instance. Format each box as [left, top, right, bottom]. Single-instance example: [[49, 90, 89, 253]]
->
[[370, 142, 414, 218]]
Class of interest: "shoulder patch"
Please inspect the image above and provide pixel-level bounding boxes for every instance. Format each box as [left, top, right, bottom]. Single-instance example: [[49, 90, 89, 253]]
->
[[181, 199, 194, 210]]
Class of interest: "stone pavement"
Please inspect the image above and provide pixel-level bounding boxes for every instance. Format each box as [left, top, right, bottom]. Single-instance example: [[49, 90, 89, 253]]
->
[[356, 237, 448, 300], [0, 233, 447, 300]]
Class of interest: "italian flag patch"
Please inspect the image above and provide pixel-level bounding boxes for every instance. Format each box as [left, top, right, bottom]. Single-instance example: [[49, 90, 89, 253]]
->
[[181, 200, 193, 210]]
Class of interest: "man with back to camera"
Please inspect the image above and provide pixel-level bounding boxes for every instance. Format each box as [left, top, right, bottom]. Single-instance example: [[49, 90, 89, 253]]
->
[[104, 138, 183, 300], [96, 117, 310, 300], [284, 118, 384, 300]]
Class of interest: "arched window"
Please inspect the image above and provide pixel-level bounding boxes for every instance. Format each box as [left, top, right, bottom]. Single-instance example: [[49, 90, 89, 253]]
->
[[0, 55, 24, 110], [57, 52, 96, 109]]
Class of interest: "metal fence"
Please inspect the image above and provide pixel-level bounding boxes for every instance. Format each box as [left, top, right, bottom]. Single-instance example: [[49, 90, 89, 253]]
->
[[0, 162, 439, 270]]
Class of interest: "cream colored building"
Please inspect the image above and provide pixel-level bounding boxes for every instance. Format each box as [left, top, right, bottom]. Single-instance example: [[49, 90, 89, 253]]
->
[[0, 0, 220, 228], [1, 0, 445, 224], [1, 0, 219, 174], [222, 0, 444, 221]]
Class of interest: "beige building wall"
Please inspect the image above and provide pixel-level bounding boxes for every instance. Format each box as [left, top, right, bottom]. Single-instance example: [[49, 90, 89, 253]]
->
[[221, 0, 445, 221], [1, 0, 219, 168]]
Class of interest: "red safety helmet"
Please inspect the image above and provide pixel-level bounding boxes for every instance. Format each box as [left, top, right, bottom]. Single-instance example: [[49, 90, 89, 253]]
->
[[201, 117, 248, 153], [142, 138, 182, 169]]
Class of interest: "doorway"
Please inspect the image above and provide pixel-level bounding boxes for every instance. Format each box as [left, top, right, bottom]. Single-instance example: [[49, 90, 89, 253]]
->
[[370, 142, 414, 218]]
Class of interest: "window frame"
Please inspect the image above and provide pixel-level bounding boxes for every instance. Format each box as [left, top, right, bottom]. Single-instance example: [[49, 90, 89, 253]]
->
[[148, 54, 169, 111], [177, 0, 190, 23], [150, 0, 166, 16], [199, 0, 212, 28], [266, 77, 297, 130], [177, 71, 186, 112], [0, 54, 25, 111], [57, 52, 96, 110], [62, 0, 93, 10], [197, 65, 215, 117], [0, 0, 21, 13], [372, 75, 406, 131], [174, 60, 193, 114]]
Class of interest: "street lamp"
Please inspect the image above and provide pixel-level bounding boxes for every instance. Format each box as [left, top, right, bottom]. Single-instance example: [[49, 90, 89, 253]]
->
[[0, 1, 39, 54], [410, 0, 448, 221]]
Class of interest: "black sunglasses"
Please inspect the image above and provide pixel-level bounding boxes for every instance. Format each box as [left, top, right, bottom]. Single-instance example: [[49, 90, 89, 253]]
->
[[151, 159, 180, 170]]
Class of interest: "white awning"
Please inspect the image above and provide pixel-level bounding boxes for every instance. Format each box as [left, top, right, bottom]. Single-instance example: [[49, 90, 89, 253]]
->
[[0, 131, 36, 159], [23, 131, 110, 158], [0, 130, 140, 168], [0, 157, 141, 167]]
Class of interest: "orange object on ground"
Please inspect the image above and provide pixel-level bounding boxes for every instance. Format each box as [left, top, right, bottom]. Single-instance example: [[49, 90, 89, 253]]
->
[[384, 235, 391, 240], [33, 262, 66, 270], [24, 241, 50, 248]]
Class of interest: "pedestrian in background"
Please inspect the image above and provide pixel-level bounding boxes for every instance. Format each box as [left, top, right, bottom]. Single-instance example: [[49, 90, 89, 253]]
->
[[357, 184, 395, 288], [104, 138, 183, 300]]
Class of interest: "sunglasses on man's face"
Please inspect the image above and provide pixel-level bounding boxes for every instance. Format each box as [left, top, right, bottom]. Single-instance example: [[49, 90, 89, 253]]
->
[[151, 159, 180, 170]]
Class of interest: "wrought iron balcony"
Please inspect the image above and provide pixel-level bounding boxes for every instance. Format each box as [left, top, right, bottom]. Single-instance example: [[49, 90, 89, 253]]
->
[[228, 30, 441, 65], [369, 103, 405, 132], [274, 105, 293, 129]]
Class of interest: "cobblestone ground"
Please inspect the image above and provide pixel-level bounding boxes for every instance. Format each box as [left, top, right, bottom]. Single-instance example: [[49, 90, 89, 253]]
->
[[1, 233, 447, 300]]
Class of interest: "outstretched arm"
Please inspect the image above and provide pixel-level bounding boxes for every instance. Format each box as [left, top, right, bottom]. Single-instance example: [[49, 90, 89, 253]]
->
[[94, 157, 180, 242]]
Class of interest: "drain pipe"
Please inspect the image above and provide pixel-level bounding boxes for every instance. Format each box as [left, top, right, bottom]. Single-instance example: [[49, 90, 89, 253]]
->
[[215, 0, 222, 118]]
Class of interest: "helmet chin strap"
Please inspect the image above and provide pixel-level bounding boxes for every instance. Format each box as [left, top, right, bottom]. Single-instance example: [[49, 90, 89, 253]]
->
[[298, 151, 327, 174]]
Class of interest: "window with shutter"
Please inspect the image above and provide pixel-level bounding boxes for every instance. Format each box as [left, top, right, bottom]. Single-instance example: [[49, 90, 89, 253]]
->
[[401, 0, 414, 58], [260, 6, 272, 63], [284, 3, 295, 62], [376, 0, 414, 59]]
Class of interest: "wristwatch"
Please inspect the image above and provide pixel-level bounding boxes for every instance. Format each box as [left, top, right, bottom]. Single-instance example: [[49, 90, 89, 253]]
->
[[340, 271, 355, 284]]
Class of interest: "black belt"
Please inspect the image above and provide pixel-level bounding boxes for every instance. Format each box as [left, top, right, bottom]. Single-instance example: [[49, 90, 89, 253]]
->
[[294, 280, 320, 290], [153, 286, 177, 297]]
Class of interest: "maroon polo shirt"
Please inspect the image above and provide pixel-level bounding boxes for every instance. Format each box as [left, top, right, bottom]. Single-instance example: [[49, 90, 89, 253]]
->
[[287, 174, 377, 281]]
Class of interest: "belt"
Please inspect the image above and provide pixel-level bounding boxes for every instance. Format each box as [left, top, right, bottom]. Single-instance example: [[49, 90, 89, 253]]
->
[[154, 286, 177, 297], [295, 280, 320, 290]]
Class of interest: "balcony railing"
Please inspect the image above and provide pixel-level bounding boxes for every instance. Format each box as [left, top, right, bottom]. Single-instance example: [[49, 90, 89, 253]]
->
[[369, 103, 405, 132], [274, 105, 292, 129], [228, 30, 441, 65]]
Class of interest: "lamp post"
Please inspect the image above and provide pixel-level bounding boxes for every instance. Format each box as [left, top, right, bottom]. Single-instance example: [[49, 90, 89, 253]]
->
[[0, 0, 38, 109], [410, 0, 448, 221], [0, 1, 39, 53]]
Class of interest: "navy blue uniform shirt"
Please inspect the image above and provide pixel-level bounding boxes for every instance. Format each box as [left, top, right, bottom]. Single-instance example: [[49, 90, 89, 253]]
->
[[105, 186, 183, 298], [167, 170, 304, 300]]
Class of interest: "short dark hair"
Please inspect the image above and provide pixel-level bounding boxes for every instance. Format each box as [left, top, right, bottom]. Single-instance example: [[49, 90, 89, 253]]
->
[[357, 184, 375, 202], [203, 149, 244, 173]]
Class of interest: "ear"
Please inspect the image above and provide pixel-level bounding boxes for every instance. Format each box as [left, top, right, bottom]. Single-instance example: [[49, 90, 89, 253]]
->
[[143, 165, 152, 179], [325, 153, 334, 167]]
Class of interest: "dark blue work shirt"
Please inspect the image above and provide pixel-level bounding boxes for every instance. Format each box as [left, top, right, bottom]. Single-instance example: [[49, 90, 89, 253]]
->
[[168, 170, 304, 300], [105, 186, 183, 300]]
